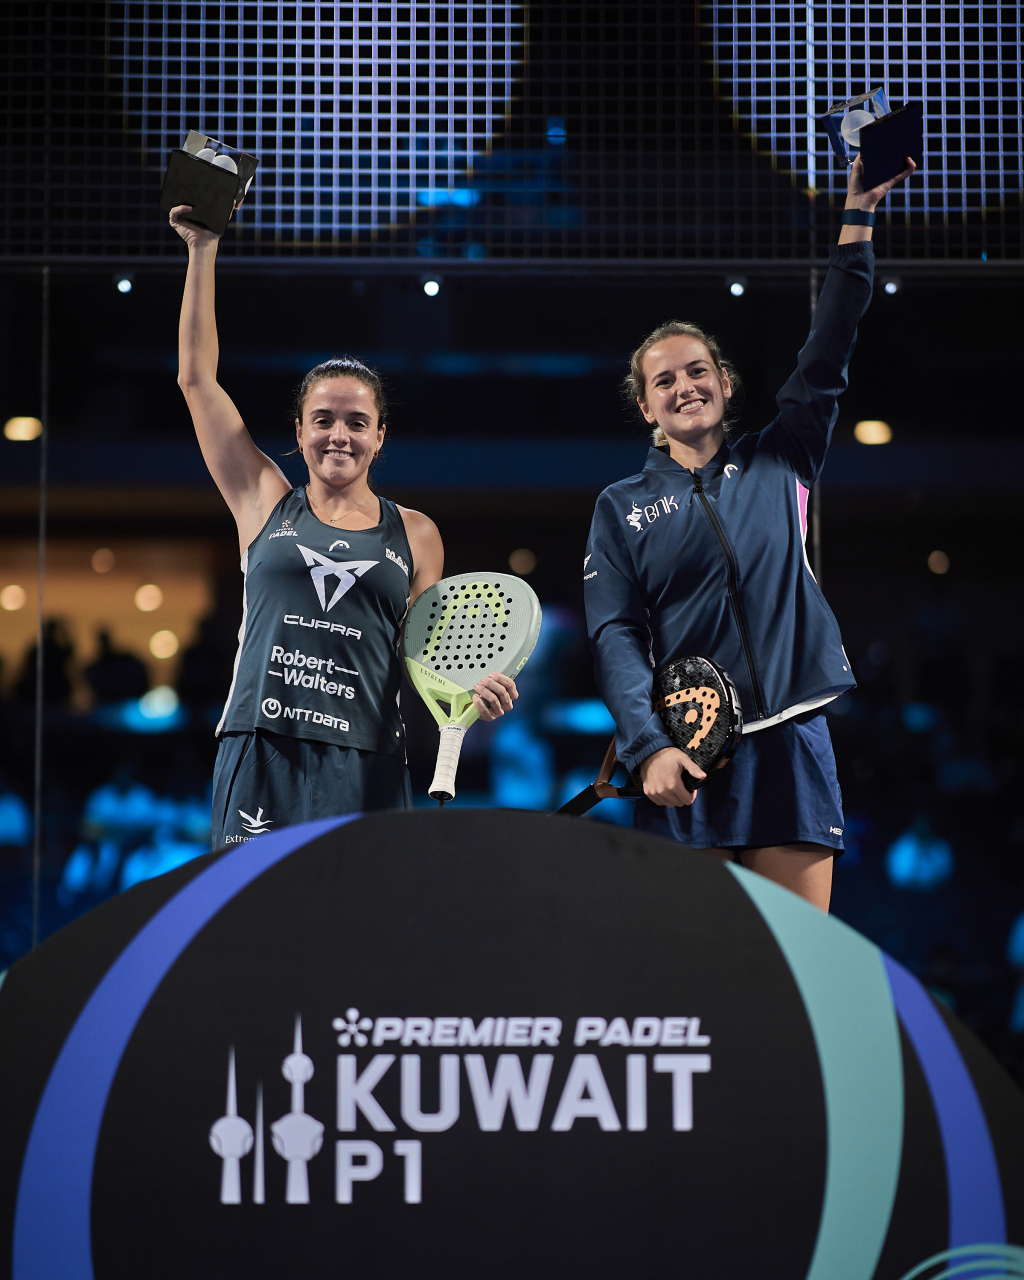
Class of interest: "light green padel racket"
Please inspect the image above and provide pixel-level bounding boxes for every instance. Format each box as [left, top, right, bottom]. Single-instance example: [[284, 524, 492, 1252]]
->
[[403, 572, 542, 804]]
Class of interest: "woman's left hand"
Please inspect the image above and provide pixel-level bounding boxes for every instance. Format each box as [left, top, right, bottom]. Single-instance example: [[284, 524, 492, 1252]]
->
[[846, 152, 917, 211], [472, 672, 519, 720]]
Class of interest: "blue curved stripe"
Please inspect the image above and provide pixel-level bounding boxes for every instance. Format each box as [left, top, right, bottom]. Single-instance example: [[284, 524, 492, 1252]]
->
[[883, 956, 1006, 1248], [728, 865, 904, 1280], [13, 816, 355, 1280]]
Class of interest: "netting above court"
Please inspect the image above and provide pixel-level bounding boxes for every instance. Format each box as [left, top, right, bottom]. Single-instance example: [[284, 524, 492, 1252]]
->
[[0, 2, 1019, 260]]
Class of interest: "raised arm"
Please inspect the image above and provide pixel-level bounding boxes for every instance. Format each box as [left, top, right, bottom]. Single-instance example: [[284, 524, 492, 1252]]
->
[[171, 206, 291, 551], [758, 155, 916, 485]]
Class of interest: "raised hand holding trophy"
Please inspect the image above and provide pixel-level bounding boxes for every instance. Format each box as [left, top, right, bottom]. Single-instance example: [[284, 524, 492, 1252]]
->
[[822, 88, 924, 191], [159, 129, 258, 236]]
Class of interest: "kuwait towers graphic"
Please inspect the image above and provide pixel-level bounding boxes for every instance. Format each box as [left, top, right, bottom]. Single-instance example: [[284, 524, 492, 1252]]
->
[[209, 1016, 324, 1204]]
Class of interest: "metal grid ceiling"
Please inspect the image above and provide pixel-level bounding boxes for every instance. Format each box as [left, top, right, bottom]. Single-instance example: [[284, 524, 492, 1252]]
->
[[0, 1, 1019, 260], [712, 1, 1023, 257]]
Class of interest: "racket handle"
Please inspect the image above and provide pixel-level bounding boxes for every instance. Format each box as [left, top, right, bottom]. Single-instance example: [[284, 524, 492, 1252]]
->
[[429, 724, 468, 803]]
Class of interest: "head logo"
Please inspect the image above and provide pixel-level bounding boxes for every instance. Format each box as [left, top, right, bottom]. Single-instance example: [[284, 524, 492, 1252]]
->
[[297, 545, 378, 612], [239, 806, 273, 834], [261, 697, 282, 718], [724, 464, 739, 479], [329, 539, 350, 552], [626, 503, 643, 532]]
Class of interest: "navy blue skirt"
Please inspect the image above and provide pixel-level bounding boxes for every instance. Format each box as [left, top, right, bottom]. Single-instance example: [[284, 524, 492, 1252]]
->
[[211, 729, 412, 850], [633, 709, 845, 852]]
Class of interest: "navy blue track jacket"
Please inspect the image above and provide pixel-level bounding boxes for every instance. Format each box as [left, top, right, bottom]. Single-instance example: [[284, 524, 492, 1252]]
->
[[585, 241, 873, 775]]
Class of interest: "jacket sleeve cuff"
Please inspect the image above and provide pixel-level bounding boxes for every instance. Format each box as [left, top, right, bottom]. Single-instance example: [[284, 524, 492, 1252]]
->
[[827, 240, 875, 263], [618, 717, 675, 776]]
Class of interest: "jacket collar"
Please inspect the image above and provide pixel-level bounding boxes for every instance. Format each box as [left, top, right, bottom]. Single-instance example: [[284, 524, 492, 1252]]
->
[[642, 441, 731, 481]]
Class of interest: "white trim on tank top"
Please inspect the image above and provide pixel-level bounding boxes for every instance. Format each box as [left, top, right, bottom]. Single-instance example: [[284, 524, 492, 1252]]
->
[[215, 548, 249, 737]]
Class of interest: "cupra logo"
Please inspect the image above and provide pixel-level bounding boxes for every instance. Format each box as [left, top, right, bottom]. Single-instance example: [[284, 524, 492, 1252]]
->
[[297, 545, 377, 613]]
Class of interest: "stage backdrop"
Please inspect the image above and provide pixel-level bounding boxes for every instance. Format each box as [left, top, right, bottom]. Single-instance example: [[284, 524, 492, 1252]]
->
[[1, 811, 1022, 1280], [3, 3, 1019, 259]]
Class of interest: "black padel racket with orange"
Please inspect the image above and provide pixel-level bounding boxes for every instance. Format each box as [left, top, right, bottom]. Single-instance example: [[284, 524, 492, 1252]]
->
[[557, 655, 743, 817]]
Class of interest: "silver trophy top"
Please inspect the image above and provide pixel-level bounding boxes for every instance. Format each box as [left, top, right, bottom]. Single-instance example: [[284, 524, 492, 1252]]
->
[[821, 87, 891, 164]]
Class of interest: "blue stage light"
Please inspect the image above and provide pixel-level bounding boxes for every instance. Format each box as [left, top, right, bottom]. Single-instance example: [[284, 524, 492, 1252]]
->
[[546, 116, 567, 145], [0, 790, 30, 846], [885, 819, 954, 891], [541, 700, 617, 735], [416, 190, 481, 208], [94, 687, 186, 734], [120, 830, 207, 891], [901, 702, 938, 734]]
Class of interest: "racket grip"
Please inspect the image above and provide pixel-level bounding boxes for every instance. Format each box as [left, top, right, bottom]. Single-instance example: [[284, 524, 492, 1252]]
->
[[429, 724, 468, 803]]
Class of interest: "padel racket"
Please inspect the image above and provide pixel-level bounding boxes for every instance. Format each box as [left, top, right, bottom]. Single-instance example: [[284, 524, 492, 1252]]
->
[[557, 654, 743, 816], [403, 572, 542, 804]]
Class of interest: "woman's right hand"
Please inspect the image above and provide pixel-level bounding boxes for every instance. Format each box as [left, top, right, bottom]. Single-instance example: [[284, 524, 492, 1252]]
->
[[638, 746, 705, 807], [169, 204, 220, 252]]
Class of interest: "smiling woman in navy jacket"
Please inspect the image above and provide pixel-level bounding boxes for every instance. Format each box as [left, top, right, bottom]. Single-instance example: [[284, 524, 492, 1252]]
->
[[584, 156, 915, 911]]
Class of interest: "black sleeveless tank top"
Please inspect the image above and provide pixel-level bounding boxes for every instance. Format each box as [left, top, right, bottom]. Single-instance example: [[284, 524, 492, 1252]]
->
[[218, 488, 413, 757]]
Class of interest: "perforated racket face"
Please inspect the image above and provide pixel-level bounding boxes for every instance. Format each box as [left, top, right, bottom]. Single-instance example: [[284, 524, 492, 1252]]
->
[[655, 655, 743, 772], [403, 573, 542, 692]]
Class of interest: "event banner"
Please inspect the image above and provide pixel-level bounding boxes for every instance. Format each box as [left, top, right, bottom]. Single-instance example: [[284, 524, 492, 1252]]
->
[[1, 812, 1022, 1279]]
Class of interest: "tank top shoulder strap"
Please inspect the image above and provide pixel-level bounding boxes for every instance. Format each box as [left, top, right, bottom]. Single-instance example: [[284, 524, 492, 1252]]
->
[[282, 486, 308, 520], [246, 487, 303, 556], [379, 494, 413, 562]]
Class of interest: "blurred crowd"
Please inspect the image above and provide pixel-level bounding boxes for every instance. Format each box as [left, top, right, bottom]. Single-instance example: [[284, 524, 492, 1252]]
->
[[0, 592, 1022, 1087]]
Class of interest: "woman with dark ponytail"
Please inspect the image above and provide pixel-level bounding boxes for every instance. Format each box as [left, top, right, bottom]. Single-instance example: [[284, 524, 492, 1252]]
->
[[170, 205, 518, 847], [584, 156, 914, 911]]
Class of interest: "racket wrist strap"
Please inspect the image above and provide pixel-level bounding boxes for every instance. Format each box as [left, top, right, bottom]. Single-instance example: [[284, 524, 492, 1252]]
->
[[595, 738, 619, 787], [429, 723, 468, 803]]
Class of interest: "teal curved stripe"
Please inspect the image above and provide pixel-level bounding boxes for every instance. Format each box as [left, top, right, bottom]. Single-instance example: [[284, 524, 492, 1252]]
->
[[897, 1244, 1024, 1280], [728, 865, 904, 1280]]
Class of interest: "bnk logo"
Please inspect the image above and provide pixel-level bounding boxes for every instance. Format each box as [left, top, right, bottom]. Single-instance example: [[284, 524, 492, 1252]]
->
[[627, 496, 678, 532], [297, 545, 377, 613]]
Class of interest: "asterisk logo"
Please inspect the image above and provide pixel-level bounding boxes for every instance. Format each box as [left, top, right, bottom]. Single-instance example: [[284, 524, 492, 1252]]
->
[[333, 1007, 373, 1047]]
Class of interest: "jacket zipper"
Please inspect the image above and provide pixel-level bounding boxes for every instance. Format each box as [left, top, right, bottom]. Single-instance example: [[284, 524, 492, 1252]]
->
[[691, 471, 767, 719]]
